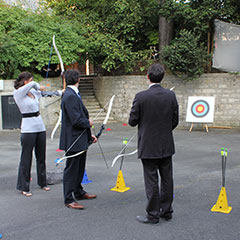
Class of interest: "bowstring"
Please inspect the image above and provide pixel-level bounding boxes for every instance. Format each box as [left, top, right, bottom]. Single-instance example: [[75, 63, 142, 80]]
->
[[62, 97, 113, 157]]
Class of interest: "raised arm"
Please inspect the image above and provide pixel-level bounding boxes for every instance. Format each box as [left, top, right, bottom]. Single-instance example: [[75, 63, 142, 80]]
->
[[17, 81, 40, 96], [14, 81, 41, 101]]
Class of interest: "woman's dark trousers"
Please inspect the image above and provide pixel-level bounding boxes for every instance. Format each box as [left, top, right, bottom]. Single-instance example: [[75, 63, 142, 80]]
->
[[17, 131, 47, 192]]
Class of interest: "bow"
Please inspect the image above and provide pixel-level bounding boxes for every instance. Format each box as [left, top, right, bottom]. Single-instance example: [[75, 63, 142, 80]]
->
[[51, 35, 65, 140], [111, 149, 137, 168], [111, 86, 175, 168], [91, 95, 115, 168], [111, 132, 137, 168], [52, 35, 65, 84], [55, 95, 115, 166], [55, 150, 87, 166], [95, 95, 115, 138]]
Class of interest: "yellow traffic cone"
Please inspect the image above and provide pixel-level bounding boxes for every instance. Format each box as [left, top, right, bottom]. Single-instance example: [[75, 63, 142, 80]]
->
[[211, 187, 232, 214], [111, 170, 130, 192]]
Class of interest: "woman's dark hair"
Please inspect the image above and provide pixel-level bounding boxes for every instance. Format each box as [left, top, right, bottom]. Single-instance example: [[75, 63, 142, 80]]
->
[[147, 63, 165, 83], [14, 72, 33, 89], [64, 69, 80, 86]]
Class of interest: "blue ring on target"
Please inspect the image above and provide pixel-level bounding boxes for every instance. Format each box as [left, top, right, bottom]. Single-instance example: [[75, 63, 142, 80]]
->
[[191, 100, 209, 118]]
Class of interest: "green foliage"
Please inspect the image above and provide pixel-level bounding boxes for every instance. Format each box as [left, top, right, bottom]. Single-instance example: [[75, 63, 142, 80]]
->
[[44, 0, 160, 73], [0, 2, 25, 78], [159, 0, 239, 79], [44, 0, 239, 78], [0, 0, 160, 78], [0, 1, 87, 79], [160, 0, 240, 49], [161, 30, 210, 80], [1, 0, 239, 79], [0, 34, 20, 79]]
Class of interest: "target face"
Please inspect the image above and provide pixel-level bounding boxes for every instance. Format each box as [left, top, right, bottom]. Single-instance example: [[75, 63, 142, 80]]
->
[[186, 96, 215, 123], [191, 100, 209, 118]]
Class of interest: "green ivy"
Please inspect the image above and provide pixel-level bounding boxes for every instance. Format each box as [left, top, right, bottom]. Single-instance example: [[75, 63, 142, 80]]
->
[[1, 0, 239, 80], [44, 0, 160, 73], [161, 30, 210, 80], [159, 0, 239, 79], [0, 2, 87, 79]]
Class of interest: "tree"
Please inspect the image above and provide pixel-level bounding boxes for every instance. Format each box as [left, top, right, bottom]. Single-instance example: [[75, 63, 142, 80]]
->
[[44, 0, 160, 73], [159, 0, 240, 78], [161, 29, 210, 79], [158, 0, 173, 52], [0, 1, 87, 79], [2, 0, 239, 79], [160, 0, 240, 50]]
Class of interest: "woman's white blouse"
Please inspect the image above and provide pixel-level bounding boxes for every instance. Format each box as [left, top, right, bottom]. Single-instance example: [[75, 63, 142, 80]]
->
[[13, 81, 46, 133]]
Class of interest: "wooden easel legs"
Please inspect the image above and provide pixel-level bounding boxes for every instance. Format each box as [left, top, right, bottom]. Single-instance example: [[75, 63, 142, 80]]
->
[[203, 123, 209, 132], [189, 123, 209, 132], [189, 123, 194, 132]]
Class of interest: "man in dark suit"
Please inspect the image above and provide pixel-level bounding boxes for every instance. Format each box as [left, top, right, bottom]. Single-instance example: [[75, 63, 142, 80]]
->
[[60, 69, 97, 210], [128, 63, 179, 224]]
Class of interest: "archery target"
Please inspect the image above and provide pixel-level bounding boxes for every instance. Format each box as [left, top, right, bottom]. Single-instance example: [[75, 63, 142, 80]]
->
[[186, 96, 215, 123], [191, 100, 209, 118]]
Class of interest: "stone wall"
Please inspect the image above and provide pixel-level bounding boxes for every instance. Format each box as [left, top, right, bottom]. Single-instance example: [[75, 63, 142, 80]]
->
[[93, 73, 240, 127], [38, 78, 63, 127], [1, 73, 240, 129]]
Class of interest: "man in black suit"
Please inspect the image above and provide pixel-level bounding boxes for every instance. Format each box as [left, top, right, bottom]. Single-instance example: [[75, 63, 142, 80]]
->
[[60, 69, 97, 210], [128, 63, 179, 224]]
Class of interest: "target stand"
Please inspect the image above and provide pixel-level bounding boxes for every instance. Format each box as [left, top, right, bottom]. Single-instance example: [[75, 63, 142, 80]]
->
[[189, 123, 209, 132], [186, 96, 215, 132]]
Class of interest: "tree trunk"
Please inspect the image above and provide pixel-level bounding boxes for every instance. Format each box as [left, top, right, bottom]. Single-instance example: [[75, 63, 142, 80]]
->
[[158, 0, 173, 52], [158, 16, 173, 52]]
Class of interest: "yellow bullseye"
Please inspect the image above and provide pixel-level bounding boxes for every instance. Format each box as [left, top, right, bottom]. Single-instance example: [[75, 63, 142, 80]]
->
[[197, 105, 204, 112]]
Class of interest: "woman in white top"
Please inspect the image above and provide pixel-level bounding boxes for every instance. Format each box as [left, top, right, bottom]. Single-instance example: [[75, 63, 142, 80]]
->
[[13, 72, 62, 197]]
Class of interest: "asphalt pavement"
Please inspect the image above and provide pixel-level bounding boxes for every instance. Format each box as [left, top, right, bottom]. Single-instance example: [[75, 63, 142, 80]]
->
[[0, 123, 240, 240]]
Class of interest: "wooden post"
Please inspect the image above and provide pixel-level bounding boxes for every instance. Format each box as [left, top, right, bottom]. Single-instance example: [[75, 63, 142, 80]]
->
[[189, 123, 194, 132]]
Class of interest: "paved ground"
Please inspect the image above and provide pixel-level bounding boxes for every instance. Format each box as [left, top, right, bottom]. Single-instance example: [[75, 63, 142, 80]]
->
[[0, 122, 240, 240]]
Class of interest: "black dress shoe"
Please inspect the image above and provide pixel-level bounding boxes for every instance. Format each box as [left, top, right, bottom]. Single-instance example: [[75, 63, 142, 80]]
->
[[159, 213, 172, 221], [136, 215, 159, 224]]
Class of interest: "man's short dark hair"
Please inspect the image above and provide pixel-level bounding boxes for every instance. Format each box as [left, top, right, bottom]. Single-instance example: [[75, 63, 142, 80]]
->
[[64, 69, 80, 85], [147, 63, 165, 83]]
